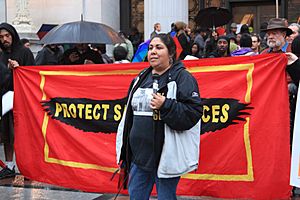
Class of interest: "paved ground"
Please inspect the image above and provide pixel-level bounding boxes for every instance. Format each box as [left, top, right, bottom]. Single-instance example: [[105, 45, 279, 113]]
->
[[0, 144, 100, 200], [0, 144, 210, 200]]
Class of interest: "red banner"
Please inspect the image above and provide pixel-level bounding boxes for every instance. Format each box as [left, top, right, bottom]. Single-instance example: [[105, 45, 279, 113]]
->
[[13, 54, 291, 199]]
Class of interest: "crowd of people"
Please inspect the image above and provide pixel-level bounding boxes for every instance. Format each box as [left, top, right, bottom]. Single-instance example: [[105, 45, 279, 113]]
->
[[1, 16, 300, 199]]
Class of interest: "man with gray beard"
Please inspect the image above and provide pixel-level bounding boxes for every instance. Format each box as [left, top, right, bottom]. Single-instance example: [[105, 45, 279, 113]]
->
[[261, 18, 292, 54], [261, 18, 300, 197], [260, 18, 300, 83], [260, 18, 300, 126]]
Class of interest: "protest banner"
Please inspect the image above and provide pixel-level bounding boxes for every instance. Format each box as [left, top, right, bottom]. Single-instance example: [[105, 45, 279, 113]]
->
[[13, 54, 291, 199]]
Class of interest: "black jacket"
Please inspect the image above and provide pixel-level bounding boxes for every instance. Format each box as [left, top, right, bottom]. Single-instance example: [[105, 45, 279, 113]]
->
[[0, 23, 35, 66], [287, 59, 300, 83], [0, 61, 10, 123], [35, 45, 64, 65], [0, 23, 35, 91], [177, 32, 191, 60], [61, 47, 104, 65], [118, 61, 202, 181]]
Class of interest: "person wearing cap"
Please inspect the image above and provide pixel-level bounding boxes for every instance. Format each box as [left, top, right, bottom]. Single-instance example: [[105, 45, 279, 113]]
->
[[227, 22, 238, 37], [208, 35, 231, 58], [260, 18, 300, 90], [261, 18, 300, 171], [260, 18, 300, 77], [260, 18, 300, 84], [227, 23, 239, 47], [261, 18, 293, 54]]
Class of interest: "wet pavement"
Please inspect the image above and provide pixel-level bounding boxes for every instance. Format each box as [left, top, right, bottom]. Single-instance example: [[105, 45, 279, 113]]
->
[[1, 144, 300, 200], [0, 144, 99, 200], [0, 186, 100, 200], [0, 144, 208, 200]]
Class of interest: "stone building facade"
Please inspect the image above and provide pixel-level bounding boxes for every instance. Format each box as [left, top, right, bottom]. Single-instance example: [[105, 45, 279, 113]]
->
[[127, 0, 300, 36], [0, 0, 299, 53]]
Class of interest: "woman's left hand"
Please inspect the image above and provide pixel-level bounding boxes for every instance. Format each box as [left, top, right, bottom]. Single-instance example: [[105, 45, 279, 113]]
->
[[150, 93, 166, 110]]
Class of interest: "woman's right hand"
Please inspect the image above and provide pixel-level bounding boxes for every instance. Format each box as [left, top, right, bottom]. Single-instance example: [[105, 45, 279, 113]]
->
[[150, 93, 166, 110]]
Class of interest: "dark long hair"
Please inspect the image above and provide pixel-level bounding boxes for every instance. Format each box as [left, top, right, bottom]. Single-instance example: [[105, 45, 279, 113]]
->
[[191, 42, 202, 58], [150, 33, 177, 63]]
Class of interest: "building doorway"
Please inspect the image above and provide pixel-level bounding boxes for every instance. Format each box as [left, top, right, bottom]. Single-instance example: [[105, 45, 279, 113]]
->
[[227, 0, 288, 33]]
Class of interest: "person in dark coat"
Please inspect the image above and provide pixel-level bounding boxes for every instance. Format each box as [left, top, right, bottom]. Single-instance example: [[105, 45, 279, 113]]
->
[[0, 22, 35, 179], [204, 30, 219, 58], [289, 35, 300, 150], [193, 28, 207, 55], [259, 21, 269, 51], [190, 42, 203, 58], [129, 27, 143, 53], [35, 44, 64, 65], [240, 24, 250, 34], [0, 62, 9, 120], [208, 36, 231, 58], [174, 21, 191, 60], [90, 44, 113, 64], [61, 43, 104, 65], [20, 38, 30, 48], [0, 23, 35, 68]]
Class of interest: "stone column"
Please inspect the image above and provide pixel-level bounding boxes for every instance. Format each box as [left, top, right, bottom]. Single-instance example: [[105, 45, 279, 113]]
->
[[144, 0, 188, 40], [13, 0, 33, 33], [0, 0, 7, 22], [83, 0, 120, 56]]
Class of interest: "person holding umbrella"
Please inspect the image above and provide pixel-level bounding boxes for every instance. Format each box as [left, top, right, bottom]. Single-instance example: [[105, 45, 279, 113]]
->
[[61, 43, 104, 65], [40, 20, 124, 64], [116, 33, 202, 199], [35, 44, 64, 65]]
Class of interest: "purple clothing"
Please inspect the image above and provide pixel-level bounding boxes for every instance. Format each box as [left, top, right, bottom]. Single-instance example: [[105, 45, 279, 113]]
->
[[231, 48, 255, 56]]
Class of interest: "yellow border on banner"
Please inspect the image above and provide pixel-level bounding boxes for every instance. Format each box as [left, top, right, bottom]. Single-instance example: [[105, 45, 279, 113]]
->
[[39, 63, 254, 181], [182, 117, 253, 181]]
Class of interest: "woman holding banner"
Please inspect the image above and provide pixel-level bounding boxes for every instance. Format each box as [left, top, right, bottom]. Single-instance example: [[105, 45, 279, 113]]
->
[[116, 33, 202, 199]]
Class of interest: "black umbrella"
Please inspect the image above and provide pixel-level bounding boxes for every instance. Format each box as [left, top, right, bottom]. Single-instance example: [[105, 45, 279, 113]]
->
[[40, 20, 124, 45], [195, 7, 232, 29]]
